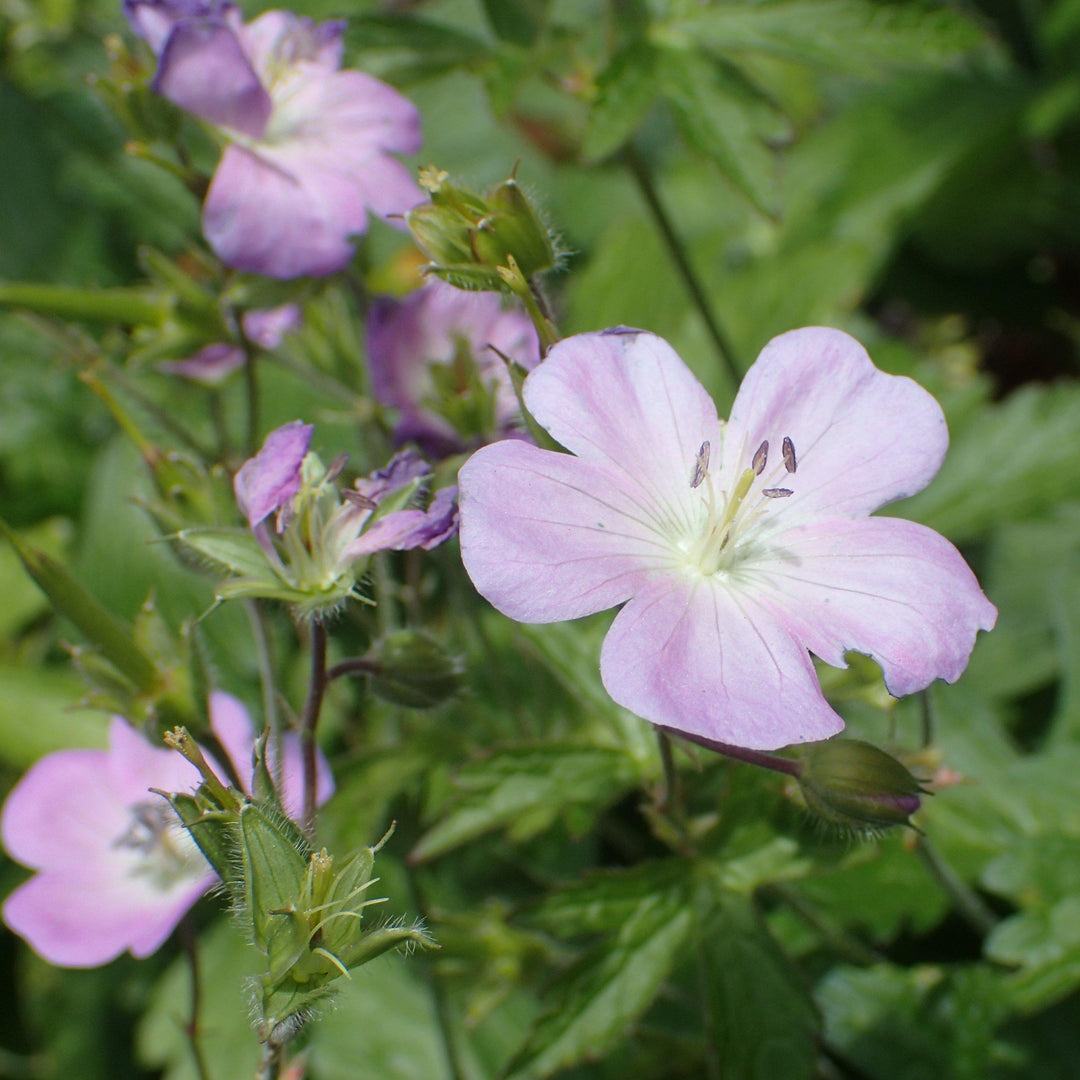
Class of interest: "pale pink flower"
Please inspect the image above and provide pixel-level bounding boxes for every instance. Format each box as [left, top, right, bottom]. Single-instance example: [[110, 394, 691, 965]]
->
[[1, 692, 331, 967], [366, 280, 541, 457], [124, 1, 423, 279], [458, 327, 996, 750]]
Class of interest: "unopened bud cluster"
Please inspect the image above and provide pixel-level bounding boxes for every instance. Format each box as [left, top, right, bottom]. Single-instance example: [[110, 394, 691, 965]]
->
[[406, 167, 561, 292], [162, 729, 433, 1046]]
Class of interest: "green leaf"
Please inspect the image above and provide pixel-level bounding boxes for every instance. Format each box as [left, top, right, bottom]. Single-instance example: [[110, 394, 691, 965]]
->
[[654, 0, 987, 76], [582, 41, 661, 162], [346, 13, 491, 81], [480, 0, 550, 46], [410, 745, 640, 862], [0, 662, 108, 767], [137, 918, 261, 1080], [987, 898, 1080, 1013], [527, 859, 691, 937], [506, 890, 694, 1080], [698, 892, 818, 1080], [896, 381, 1080, 543], [0, 516, 159, 692], [657, 47, 785, 217]]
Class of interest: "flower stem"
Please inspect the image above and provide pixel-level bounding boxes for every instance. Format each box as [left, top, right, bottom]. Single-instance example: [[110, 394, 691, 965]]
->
[[326, 656, 379, 682], [914, 835, 999, 937], [622, 143, 741, 390], [179, 915, 213, 1080], [655, 728, 682, 813], [300, 620, 328, 838], [659, 726, 802, 778], [240, 332, 260, 457]]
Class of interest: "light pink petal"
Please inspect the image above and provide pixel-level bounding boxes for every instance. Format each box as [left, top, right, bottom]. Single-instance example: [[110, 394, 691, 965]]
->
[[208, 690, 256, 789], [107, 716, 205, 803], [240, 11, 344, 79], [233, 420, 313, 527], [523, 330, 723, 534], [724, 328, 948, 518], [3, 864, 212, 967], [1, 747, 122, 869], [273, 733, 334, 822], [270, 67, 422, 159], [600, 577, 845, 750], [158, 343, 245, 385], [153, 17, 271, 138], [241, 303, 302, 349], [459, 439, 679, 622], [204, 145, 370, 279], [755, 516, 997, 697]]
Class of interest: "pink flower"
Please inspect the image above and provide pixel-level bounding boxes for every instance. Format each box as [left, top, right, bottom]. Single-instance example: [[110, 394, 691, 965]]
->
[[367, 280, 541, 457], [234, 419, 314, 528], [124, 1, 423, 279], [158, 303, 302, 385], [1, 692, 332, 967], [458, 327, 997, 750]]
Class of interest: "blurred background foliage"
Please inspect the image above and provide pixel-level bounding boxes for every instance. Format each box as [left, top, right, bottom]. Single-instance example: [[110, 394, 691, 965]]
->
[[2, 0, 1080, 1077]]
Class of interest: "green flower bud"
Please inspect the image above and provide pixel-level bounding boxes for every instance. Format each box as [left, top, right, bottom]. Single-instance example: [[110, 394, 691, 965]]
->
[[470, 178, 557, 280], [366, 630, 463, 709], [797, 738, 926, 830], [405, 166, 559, 291]]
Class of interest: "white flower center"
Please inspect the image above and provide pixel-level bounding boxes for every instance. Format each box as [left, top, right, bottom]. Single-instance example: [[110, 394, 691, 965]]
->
[[113, 799, 208, 893], [681, 436, 797, 577]]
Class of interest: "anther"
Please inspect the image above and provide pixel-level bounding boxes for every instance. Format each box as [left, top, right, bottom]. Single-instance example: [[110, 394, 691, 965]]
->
[[762, 488, 794, 499], [690, 441, 710, 489], [782, 436, 797, 474], [752, 440, 769, 476]]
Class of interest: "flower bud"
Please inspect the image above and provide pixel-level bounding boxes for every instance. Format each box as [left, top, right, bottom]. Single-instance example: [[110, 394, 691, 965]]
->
[[366, 630, 463, 708], [405, 167, 559, 291], [796, 738, 925, 830]]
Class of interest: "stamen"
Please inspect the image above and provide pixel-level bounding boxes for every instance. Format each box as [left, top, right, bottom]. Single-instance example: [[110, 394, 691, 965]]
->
[[342, 489, 378, 510], [690, 441, 710, 489], [762, 488, 794, 499], [752, 440, 769, 476], [782, 437, 797, 474]]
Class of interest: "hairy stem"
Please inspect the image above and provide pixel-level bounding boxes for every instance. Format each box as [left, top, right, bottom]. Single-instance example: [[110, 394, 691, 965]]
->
[[659, 726, 802, 778]]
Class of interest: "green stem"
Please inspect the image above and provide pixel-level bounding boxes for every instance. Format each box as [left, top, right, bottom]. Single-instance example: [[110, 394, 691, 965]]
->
[[655, 728, 682, 813], [408, 870, 468, 1080], [244, 599, 279, 735], [242, 335, 260, 457], [770, 884, 882, 967], [326, 656, 380, 682], [622, 143, 740, 389], [300, 620, 329, 838], [179, 915, 213, 1080], [915, 835, 999, 937]]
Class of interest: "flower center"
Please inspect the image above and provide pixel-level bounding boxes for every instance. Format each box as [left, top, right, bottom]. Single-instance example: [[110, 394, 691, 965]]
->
[[682, 436, 797, 577], [113, 799, 208, 893]]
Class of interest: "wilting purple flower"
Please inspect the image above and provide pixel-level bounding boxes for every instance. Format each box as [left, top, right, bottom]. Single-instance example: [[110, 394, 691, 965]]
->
[[124, 1, 423, 279], [367, 280, 541, 457], [458, 327, 997, 750], [158, 303, 302, 385], [1, 692, 332, 967], [234, 419, 313, 527]]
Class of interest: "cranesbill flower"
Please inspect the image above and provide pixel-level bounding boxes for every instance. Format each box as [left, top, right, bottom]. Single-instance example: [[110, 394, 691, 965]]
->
[[185, 426, 458, 616], [158, 303, 301, 385], [458, 327, 997, 750], [124, 1, 423, 279], [1, 692, 331, 967], [367, 280, 541, 457]]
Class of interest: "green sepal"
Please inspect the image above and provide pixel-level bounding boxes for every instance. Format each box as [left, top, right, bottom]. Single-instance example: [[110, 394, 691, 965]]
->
[[366, 630, 463, 709], [0, 517, 159, 693], [239, 799, 311, 952], [178, 528, 282, 580], [165, 790, 240, 888]]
